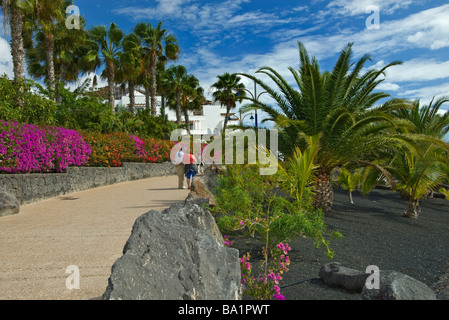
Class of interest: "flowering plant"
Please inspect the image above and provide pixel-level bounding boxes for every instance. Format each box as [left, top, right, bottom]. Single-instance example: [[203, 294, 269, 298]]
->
[[0, 120, 90, 173], [239, 243, 291, 300], [81, 131, 175, 167]]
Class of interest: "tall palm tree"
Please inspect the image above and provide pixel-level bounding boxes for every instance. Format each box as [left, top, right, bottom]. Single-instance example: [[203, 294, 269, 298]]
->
[[24, 0, 67, 95], [134, 21, 180, 116], [162, 64, 188, 125], [239, 41, 412, 212], [84, 23, 125, 110], [210, 72, 246, 133], [181, 74, 204, 134], [24, 15, 89, 104], [115, 33, 142, 115]]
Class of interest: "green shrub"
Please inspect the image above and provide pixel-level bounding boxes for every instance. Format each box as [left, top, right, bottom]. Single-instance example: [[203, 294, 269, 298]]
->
[[0, 74, 56, 125], [213, 164, 341, 257]]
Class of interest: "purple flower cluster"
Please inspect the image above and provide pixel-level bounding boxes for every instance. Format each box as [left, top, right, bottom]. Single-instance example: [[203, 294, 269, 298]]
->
[[0, 120, 91, 173], [130, 135, 146, 158], [238, 243, 291, 300]]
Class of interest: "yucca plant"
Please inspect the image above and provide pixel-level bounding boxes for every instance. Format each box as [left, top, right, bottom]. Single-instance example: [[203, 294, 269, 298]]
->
[[239, 41, 412, 212]]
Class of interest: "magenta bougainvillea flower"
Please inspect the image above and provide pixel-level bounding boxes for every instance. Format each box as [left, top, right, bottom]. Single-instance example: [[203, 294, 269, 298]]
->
[[0, 120, 91, 173]]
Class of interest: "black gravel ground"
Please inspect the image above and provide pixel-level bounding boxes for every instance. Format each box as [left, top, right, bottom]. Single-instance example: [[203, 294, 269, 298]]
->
[[231, 187, 449, 300]]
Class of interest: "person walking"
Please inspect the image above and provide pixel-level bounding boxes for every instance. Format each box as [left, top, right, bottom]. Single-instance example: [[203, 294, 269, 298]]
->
[[174, 147, 186, 189], [183, 152, 198, 190]]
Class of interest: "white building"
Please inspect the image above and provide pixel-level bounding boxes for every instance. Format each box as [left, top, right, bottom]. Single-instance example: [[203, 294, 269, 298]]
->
[[115, 90, 247, 136]]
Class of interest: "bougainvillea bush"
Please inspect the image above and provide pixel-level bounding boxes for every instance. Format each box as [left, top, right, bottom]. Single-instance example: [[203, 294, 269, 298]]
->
[[81, 131, 175, 167], [0, 120, 91, 173]]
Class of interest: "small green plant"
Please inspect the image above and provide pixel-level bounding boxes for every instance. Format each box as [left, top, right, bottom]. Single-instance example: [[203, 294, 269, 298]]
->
[[338, 167, 361, 204], [277, 135, 319, 207], [438, 188, 449, 200], [214, 163, 342, 300]]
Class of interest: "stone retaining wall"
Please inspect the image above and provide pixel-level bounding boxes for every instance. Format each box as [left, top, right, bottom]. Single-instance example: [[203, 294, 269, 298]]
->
[[0, 162, 176, 205]]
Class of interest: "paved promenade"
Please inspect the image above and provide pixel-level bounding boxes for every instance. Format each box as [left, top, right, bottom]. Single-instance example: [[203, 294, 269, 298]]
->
[[0, 175, 189, 300]]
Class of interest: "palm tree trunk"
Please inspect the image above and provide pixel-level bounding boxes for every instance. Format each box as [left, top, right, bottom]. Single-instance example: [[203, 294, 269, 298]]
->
[[161, 94, 166, 122], [222, 105, 231, 133], [313, 169, 334, 212], [44, 33, 56, 97], [145, 86, 150, 110], [403, 199, 420, 218], [9, 6, 25, 82], [349, 191, 354, 205], [9, 6, 25, 107], [150, 51, 157, 116], [183, 105, 191, 135], [175, 90, 182, 125], [56, 64, 67, 105], [128, 80, 135, 115], [106, 60, 115, 111]]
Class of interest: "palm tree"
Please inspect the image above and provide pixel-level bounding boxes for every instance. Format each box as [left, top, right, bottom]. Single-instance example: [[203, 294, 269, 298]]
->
[[134, 21, 180, 116], [181, 74, 204, 133], [388, 144, 448, 218], [25, 0, 67, 95], [391, 96, 449, 138], [24, 15, 89, 104], [210, 73, 246, 133], [385, 97, 449, 218], [162, 65, 188, 125], [115, 33, 142, 115], [84, 23, 125, 110], [239, 41, 412, 212]]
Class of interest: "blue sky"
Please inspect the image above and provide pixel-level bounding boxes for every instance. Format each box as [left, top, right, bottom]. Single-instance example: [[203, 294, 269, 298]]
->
[[1, 0, 449, 117]]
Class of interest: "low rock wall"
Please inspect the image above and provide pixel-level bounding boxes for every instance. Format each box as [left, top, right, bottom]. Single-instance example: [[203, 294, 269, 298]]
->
[[0, 162, 176, 205]]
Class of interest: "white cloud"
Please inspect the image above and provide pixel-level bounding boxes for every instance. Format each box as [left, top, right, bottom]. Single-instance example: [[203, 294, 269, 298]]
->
[[0, 36, 13, 78], [109, 2, 449, 108], [326, 0, 413, 16], [384, 59, 449, 83], [191, 3, 449, 106], [264, 3, 449, 66], [377, 82, 401, 91], [400, 82, 449, 103], [114, 0, 290, 49]]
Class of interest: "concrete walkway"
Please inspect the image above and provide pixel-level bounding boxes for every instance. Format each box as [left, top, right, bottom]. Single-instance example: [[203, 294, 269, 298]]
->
[[0, 175, 189, 300]]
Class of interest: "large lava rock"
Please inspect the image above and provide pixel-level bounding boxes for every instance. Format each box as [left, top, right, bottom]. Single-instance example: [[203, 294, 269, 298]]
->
[[102, 201, 241, 300], [186, 171, 219, 208], [319, 262, 369, 292], [0, 187, 19, 217], [362, 270, 437, 300]]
